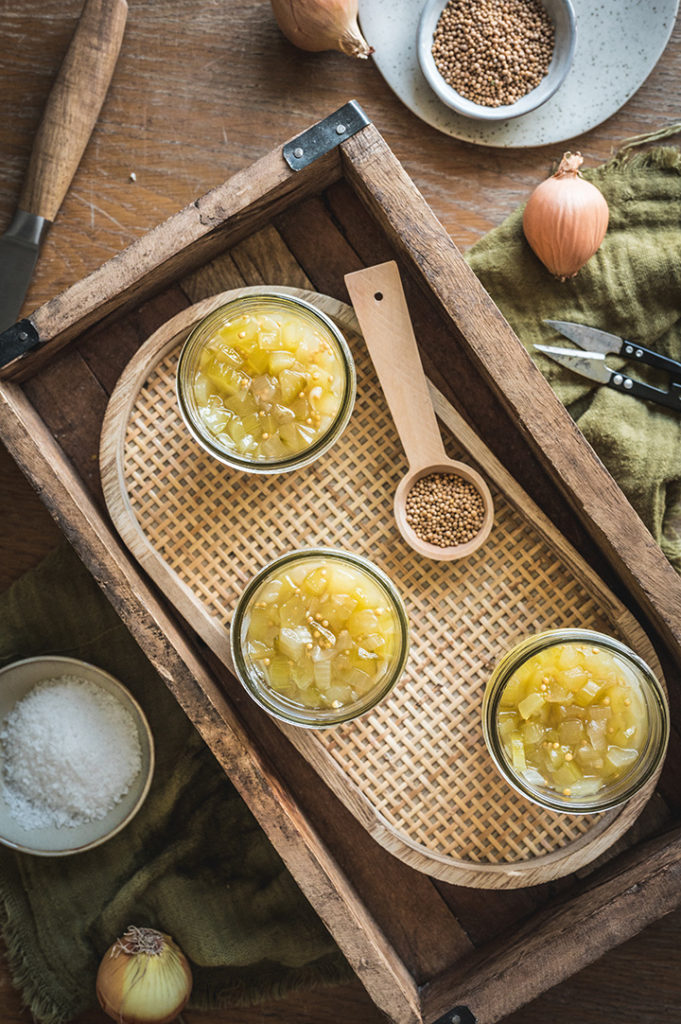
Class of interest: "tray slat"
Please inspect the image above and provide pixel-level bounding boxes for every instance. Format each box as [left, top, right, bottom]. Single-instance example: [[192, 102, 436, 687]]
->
[[101, 287, 662, 889]]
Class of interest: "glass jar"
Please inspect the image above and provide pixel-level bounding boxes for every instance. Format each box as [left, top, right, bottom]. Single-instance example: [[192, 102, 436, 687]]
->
[[231, 548, 410, 728], [482, 629, 669, 813], [176, 293, 356, 473]]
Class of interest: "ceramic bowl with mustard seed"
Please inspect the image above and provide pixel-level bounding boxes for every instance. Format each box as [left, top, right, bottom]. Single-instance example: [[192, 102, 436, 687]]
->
[[417, 0, 577, 122]]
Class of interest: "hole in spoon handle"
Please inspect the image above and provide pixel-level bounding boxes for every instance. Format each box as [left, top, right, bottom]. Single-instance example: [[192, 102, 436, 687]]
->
[[345, 261, 447, 470]]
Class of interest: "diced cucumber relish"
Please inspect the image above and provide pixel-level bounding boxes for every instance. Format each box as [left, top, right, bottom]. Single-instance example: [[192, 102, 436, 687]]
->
[[242, 558, 400, 712], [496, 643, 648, 801], [191, 307, 345, 461]]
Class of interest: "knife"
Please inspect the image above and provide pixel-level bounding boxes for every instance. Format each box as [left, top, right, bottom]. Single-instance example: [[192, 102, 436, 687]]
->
[[544, 318, 681, 382], [0, 0, 128, 344], [534, 344, 681, 413]]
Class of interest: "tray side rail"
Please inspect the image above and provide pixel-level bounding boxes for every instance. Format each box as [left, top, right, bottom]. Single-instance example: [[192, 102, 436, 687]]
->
[[339, 124, 681, 668], [0, 378, 423, 1024], [0, 117, 349, 384], [421, 825, 681, 1024]]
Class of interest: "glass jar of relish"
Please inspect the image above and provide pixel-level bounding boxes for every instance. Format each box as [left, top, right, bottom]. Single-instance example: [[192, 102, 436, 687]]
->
[[177, 292, 356, 473], [231, 548, 410, 727], [482, 629, 669, 813]]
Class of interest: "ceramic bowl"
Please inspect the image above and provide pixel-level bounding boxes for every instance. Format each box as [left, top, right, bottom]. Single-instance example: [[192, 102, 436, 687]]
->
[[0, 656, 154, 856], [417, 0, 577, 121]]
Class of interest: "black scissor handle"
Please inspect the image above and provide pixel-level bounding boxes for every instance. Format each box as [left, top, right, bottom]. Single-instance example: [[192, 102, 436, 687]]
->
[[622, 340, 681, 382], [608, 372, 681, 412]]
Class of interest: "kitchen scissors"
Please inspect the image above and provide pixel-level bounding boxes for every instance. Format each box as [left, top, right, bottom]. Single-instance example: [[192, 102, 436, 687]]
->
[[534, 319, 681, 413]]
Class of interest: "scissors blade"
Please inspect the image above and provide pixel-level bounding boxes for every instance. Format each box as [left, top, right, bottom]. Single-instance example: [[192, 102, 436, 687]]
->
[[534, 344, 612, 384], [543, 319, 624, 356]]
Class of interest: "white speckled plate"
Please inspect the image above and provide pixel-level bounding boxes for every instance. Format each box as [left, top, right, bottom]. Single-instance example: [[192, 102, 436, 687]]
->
[[359, 0, 679, 147]]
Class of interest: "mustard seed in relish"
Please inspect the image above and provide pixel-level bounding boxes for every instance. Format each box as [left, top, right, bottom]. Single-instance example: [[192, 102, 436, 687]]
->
[[496, 641, 648, 801], [242, 556, 402, 712], [191, 305, 346, 462]]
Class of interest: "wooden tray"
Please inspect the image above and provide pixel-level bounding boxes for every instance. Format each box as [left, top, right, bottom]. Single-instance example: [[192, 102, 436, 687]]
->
[[100, 283, 663, 889], [2, 106, 681, 1024]]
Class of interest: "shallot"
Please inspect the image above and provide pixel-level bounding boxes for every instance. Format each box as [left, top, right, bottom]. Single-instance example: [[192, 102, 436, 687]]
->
[[269, 0, 373, 58], [96, 926, 192, 1024], [522, 152, 609, 280]]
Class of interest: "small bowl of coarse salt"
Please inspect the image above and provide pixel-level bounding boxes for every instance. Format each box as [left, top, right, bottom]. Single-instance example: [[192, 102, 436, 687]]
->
[[0, 656, 154, 856], [417, 0, 576, 121]]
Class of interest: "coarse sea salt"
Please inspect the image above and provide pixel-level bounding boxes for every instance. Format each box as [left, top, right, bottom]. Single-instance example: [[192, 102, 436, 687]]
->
[[0, 674, 142, 831]]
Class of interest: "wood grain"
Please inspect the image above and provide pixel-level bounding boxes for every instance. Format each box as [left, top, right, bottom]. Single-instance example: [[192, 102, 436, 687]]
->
[[2, 143, 342, 382], [340, 123, 681, 666], [0, 381, 423, 1024], [98, 282, 664, 889], [2, 1, 681, 1022], [344, 261, 451, 469], [3, 1, 680, 314], [423, 827, 681, 1024]]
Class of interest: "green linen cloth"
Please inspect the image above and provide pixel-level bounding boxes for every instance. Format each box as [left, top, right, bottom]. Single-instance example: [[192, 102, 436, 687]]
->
[[465, 137, 681, 573], [0, 544, 351, 1024]]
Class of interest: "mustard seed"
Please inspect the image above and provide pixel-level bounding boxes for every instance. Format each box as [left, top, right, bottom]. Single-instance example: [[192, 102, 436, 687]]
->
[[431, 0, 555, 108], [405, 471, 485, 547]]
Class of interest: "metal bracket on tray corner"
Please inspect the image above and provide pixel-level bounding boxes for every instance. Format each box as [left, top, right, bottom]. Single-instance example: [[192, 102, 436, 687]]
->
[[283, 100, 371, 171], [432, 1006, 477, 1024], [0, 318, 41, 369]]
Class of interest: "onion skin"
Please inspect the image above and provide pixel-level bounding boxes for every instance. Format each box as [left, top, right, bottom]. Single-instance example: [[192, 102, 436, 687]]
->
[[270, 0, 374, 58], [522, 152, 609, 281], [96, 927, 192, 1024]]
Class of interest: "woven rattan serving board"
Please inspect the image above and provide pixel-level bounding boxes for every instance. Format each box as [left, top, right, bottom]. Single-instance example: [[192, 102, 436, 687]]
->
[[101, 286, 663, 889]]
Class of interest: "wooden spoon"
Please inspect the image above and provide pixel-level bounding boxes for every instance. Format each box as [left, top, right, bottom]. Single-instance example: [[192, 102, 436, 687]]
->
[[345, 261, 494, 561]]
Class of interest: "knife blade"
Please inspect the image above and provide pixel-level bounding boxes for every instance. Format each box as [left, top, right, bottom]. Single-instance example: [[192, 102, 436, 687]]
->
[[0, 212, 50, 332], [0, 0, 128, 335], [544, 318, 681, 382]]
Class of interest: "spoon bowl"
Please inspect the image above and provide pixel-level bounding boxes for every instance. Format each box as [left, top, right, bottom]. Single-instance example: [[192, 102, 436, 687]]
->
[[395, 461, 494, 560], [345, 261, 494, 562]]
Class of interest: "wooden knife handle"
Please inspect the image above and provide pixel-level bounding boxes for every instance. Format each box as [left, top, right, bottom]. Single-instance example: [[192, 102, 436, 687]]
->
[[18, 0, 128, 222]]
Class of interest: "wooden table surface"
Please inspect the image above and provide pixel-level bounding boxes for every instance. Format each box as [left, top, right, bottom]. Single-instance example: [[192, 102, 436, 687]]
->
[[2, 2, 681, 1021]]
